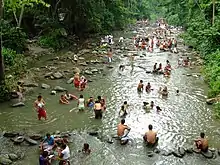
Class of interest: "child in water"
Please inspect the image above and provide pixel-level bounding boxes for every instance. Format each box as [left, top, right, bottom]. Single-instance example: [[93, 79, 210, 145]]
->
[[119, 105, 127, 117], [137, 80, 144, 92], [82, 143, 91, 154], [176, 90, 180, 96]]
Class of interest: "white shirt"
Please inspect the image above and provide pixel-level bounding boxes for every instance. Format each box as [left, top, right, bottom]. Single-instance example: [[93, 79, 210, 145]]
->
[[78, 98, 85, 108], [61, 146, 70, 160]]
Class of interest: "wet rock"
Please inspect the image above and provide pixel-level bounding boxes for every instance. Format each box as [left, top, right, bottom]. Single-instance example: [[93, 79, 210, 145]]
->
[[24, 136, 38, 145], [8, 154, 18, 161], [209, 148, 216, 152], [186, 74, 191, 76], [107, 66, 114, 69], [201, 150, 213, 159], [84, 70, 93, 75], [161, 150, 172, 156], [73, 67, 81, 73], [178, 147, 185, 156], [206, 98, 217, 105], [153, 148, 160, 154], [147, 151, 154, 157], [29, 134, 42, 140], [12, 102, 25, 107], [92, 51, 98, 54], [23, 81, 38, 87], [88, 132, 98, 136], [54, 86, 66, 92], [67, 77, 74, 84], [78, 57, 85, 60], [218, 149, 220, 156], [185, 148, 193, 154], [41, 83, 50, 89], [3, 132, 19, 138], [172, 147, 185, 158], [0, 155, 12, 165], [88, 79, 93, 82], [16, 152, 25, 160], [79, 62, 88, 66], [12, 136, 25, 144], [44, 72, 53, 78], [192, 148, 201, 154], [53, 72, 63, 79], [50, 90, 56, 95], [91, 69, 99, 73], [79, 49, 90, 54]]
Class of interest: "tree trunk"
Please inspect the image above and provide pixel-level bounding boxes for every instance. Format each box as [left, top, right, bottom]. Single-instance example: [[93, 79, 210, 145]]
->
[[18, 5, 25, 28], [0, 0, 4, 83], [212, 0, 215, 26]]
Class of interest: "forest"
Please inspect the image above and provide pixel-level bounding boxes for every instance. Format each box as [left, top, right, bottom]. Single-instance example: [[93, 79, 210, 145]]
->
[[0, 0, 219, 115]]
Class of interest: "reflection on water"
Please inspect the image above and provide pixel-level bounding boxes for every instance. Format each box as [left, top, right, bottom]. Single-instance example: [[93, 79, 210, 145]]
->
[[0, 47, 220, 165]]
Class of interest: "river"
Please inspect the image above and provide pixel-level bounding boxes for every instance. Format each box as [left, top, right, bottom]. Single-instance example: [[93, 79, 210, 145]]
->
[[0, 24, 220, 165]]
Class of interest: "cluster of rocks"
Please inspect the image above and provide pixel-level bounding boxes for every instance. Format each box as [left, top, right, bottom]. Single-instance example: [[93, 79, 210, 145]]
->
[[0, 153, 21, 165], [206, 95, 220, 105]]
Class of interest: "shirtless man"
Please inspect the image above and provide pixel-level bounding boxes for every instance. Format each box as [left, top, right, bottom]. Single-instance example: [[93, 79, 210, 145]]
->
[[153, 63, 157, 72], [60, 95, 69, 104], [94, 101, 102, 119], [194, 132, 208, 152], [143, 124, 158, 146], [117, 119, 131, 145], [145, 82, 151, 92], [137, 80, 144, 92]]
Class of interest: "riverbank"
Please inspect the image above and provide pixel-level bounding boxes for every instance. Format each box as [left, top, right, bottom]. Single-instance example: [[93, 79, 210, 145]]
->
[[1, 23, 220, 165]]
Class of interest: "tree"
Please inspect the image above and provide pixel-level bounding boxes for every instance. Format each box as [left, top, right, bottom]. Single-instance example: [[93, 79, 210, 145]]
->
[[5, 0, 50, 28], [0, 0, 4, 84]]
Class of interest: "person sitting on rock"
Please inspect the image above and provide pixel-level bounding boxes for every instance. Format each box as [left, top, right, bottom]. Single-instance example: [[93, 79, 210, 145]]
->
[[82, 143, 91, 154], [194, 132, 208, 152], [64, 91, 78, 101], [117, 119, 131, 145], [41, 133, 55, 152], [39, 151, 51, 165], [60, 95, 69, 104], [143, 124, 158, 146], [137, 80, 144, 92]]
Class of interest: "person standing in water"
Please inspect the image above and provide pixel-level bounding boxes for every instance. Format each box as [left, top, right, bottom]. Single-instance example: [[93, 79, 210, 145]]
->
[[73, 73, 80, 88], [34, 95, 47, 120], [94, 100, 102, 119], [107, 48, 113, 63], [78, 95, 85, 111], [137, 80, 144, 92]]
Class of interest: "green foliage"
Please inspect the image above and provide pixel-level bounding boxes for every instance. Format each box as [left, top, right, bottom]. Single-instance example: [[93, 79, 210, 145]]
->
[[38, 28, 69, 50], [1, 21, 27, 53], [3, 48, 17, 66], [214, 103, 220, 119]]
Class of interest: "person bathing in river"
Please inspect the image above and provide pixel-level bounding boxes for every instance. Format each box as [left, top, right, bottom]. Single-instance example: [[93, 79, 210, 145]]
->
[[150, 101, 155, 109], [60, 95, 69, 105], [94, 100, 103, 119], [79, 77, 87, 91], [194, 132, 208, 152], [64, 91, 78, 101], [157, 63, 162, 72], [78, 95, 85, 111], [87, 97, 94, 108], [82, 143, 91, 154], [58, 144, 70, 165], [156, 106, 162, 112], [34, 95, 47, 120], [119, 105, 127, 117], [183, 57, 190, 66], [137, 80, 144, 92], [176, 90, 180, 96], [161, 86, 168, 96], [153, 63, 157, 72], [73, 73, 80, 88], [16, 81, 24, 102], [145, 82, 151, 92], [143, 124, 158, 146], [97, 96, 106, 111], [117, 119, 131, 145]]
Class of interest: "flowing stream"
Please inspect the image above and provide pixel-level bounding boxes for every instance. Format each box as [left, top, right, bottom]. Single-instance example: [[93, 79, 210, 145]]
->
[[0, 25, 220, 165]]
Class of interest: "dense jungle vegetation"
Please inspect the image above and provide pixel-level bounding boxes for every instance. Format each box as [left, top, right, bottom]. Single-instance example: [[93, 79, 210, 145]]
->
[[0, 0, 219, 116]]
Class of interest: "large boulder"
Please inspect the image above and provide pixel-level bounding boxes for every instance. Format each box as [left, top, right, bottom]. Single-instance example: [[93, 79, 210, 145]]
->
[[0, 155, 12, 165], [53, 72, 63, 79], [29, 134, 42, 140], [24, 137, 38, 145], [41, 83, 50, 89], [67, 78, 74, 84], [91, 69, 99, 73], [84, 70, 93, 75], [8, 154, 18, 161], [201, 150, 213, 159], [12, 136, 25, 144], [3, 132, 19, 138], [54, 86, 66, 92], [44, 72, 53, 78], [23, 81, 38, 87], [12, 102, 25, 107]]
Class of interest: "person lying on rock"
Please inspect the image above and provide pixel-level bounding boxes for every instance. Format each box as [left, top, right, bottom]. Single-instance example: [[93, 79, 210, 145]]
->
[[143, 124, 158, 146], [60, 95, 69, 104], [194, 132, 209, 152], [117, 119, 131, 145], [64, 91, 78, 101]]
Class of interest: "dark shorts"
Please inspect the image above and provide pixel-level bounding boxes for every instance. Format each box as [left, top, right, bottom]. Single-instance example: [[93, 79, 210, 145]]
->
[[143, 136, 159, 147], [94, 110, 102, 119]]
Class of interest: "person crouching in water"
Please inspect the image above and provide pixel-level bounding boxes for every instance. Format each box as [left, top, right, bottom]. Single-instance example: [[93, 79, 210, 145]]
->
[[34, 95, 47, 120], [117, 119, 131, 145], [143, 124, 158, 146], [194, 132, 208, 152], [60, 95, 69, 105], [137, 80, 144, 92]]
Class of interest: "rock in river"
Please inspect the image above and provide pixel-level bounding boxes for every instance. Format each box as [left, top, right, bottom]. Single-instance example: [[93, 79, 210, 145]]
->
[[3, 132, 19, 138], [91, 69, 99, 73], [24, 136, 38, 145], [41, 83, 50, 89], [0, 155, 12, 165], [201, 150, 213, 159], [12, 102, 25, 107], [8, 154, 18, 161], [29, 134, 42, 140], [50, 90, 56, 95], [73, 67, 81, 73], [44, 72, 53, 78], [53, 72, 63, 79], [67, 77, 74, 84], [206, 98, 217, 105], [23, 81, 38, 87], [84, 70, 93, 75], [54, 86, 67, 92], [12, 136, 25, 144]]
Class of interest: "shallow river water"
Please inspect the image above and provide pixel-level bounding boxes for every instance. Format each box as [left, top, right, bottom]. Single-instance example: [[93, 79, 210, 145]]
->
[[1, 28, 220, 165]]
